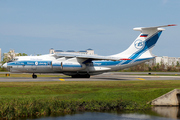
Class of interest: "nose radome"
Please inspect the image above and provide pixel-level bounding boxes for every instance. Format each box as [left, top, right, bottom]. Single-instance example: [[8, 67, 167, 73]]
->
[[2, 63, 7, 68]]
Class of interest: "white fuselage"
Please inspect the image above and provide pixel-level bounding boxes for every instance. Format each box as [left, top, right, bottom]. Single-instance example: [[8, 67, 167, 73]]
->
[[3, 24, 175, 77], [3, 54, 153, 76]]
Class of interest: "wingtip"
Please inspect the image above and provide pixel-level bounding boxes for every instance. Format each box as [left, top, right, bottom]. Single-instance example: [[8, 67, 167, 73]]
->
[[168, 24, 177, 26], [120, 58, 132, 60]]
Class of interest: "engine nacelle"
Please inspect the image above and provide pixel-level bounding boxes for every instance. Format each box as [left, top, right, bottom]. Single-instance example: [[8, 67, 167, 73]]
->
[[52, 61, 86, 71], [62, 62, 86, 71]]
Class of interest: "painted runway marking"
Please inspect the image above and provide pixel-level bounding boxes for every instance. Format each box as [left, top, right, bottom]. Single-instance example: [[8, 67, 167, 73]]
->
[[136, 78, 145, 80], [59, 78, 65, 81]]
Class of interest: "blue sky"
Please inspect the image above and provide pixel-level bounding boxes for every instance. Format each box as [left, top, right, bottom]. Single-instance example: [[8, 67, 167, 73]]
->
[[0, 0, 180, 57]]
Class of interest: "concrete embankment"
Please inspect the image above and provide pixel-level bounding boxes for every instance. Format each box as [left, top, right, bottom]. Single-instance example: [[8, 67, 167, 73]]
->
[[151, 89, 180, 106]]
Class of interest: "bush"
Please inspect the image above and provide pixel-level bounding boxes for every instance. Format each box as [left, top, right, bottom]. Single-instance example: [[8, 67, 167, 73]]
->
[[0, 98, 149, 119], [119, 63, 180, 72]]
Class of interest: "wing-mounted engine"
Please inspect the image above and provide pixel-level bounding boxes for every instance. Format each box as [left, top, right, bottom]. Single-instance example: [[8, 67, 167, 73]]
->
[[61, 61, 86, 71], [52, 57, 86, 71]]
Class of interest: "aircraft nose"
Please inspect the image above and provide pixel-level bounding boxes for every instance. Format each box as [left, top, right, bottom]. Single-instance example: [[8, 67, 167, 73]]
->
[[2, 63, 7, 68]]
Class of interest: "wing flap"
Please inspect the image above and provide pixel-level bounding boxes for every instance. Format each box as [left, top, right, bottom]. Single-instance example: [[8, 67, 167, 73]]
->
[[53, 53, 131, 61]]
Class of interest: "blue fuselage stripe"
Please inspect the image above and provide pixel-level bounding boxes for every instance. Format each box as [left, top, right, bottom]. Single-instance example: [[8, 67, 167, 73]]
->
[[7, 57, 153, 68], [7, 61, 52, 66], [121, 31, 162, 65]]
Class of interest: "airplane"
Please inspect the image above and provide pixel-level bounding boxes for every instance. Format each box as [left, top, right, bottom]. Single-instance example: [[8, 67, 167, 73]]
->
[[2, 24, 176, 78]]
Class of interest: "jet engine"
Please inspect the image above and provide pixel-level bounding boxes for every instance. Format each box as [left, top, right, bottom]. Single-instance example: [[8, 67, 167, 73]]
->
[[52, 61, 86, 71], [61, 62, 86, 71]]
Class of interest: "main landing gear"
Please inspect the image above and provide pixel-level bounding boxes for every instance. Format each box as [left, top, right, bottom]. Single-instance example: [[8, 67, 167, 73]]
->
[[32, 73, 37, 79], [71, 74, 90, 78]]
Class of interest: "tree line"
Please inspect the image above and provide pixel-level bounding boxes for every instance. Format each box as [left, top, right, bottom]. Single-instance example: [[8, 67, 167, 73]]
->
[[119, 61, 180, 72], [1, 53, 180, 72]]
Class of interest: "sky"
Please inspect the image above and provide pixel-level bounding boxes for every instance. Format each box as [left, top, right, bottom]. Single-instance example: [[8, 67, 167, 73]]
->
[[0, 0, 180, 57]]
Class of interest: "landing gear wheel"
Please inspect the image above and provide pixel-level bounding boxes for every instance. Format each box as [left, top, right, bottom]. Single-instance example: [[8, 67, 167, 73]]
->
[[85, 74, 90, 78], [32, 74, 37, 79], [72, 75, 77, 78], [71, 74, 90, 78]]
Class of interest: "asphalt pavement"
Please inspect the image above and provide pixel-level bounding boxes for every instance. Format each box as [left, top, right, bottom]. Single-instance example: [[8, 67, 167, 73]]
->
[[0, 72, 180, 82]]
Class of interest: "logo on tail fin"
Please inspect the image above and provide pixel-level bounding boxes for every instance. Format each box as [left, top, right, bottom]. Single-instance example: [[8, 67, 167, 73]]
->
[[134, 39, 144, 49]]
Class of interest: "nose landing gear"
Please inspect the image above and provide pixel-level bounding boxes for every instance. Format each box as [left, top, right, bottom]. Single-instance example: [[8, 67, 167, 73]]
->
[[32, 73, 37, 79]]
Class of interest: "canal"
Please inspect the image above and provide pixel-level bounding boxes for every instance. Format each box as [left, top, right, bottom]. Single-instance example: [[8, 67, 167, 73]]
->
[[24, 107, 180, 120]]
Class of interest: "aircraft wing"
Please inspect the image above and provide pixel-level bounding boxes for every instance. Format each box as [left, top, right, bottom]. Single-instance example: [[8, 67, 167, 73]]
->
[[53, 52, 131, 61]]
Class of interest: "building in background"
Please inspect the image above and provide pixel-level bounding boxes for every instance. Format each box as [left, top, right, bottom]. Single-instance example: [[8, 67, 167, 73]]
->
[[49, 48, 96, 55], [0, 48, 1, 62], [50, 48, 180, 67], [3, 48, 180, 67], [147, 56, 180, 67]]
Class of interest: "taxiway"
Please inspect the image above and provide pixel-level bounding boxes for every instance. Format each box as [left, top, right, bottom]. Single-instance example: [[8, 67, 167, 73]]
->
[[0, 72, 180, 82]]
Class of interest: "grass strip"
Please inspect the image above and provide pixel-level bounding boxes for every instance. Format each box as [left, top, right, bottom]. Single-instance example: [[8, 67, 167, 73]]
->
[[0, 80, 179, 119], [0, 74, 69, 78], [131, 74, 180, 76]]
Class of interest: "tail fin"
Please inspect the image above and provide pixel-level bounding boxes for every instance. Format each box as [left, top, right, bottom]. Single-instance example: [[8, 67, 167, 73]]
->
[[111, 24, 176, 61]]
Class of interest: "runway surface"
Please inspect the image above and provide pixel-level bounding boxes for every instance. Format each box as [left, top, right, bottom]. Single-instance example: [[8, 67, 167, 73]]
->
[[0, 72, 180, 82]]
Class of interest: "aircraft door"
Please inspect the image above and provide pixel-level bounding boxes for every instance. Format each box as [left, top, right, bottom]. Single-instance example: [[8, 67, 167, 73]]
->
[[11, 62, 25, 72], [31, 61, 37, 71], [31, 65, 37, 70], [52, 61, 62, 71]]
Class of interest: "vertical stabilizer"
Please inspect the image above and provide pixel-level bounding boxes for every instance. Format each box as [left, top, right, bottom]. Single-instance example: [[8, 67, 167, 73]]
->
[[111, 24, 176, 61]]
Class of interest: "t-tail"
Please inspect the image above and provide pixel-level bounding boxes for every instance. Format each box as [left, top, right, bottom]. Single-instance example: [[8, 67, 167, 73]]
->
[[111, 24, 176, 63]]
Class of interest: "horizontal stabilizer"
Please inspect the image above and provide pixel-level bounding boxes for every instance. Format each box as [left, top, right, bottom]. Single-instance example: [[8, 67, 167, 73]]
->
[[133, 24, 177, 31]]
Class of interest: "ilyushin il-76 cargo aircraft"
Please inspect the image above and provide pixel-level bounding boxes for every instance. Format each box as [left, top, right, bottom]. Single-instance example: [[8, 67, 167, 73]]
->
[[3, 24, 176, 78]]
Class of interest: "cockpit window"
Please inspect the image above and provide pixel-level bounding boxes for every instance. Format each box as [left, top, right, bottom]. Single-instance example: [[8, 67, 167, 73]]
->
[[7, 58, 19, 63], [13, 58, 18, 61], [7, 60, 13, 63]]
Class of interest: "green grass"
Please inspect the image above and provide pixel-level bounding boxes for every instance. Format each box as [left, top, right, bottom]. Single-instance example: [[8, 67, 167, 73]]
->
[[1, 73, 180, 78], [0, 74, 69, 78], [0, 80, 179, 119], [131, 74, 180, 76]]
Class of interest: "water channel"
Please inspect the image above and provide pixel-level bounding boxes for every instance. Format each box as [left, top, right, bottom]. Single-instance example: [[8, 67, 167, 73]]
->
[[22, 107, 180, 120]]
